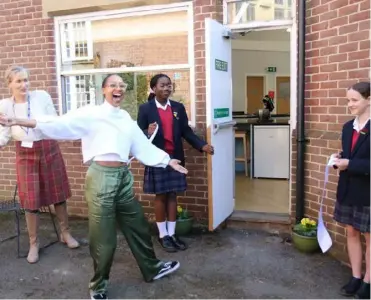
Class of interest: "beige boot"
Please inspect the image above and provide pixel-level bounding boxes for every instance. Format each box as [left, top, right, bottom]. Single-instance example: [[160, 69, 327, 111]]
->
[[25, 212, 40, 264], [54, 203, 80, 249]]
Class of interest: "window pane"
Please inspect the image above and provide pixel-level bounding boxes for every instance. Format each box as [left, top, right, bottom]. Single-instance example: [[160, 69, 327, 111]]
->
[[277, 81, 290, 99], [60, 10, 189, 72], [61, 70, 191, 120], [134, 70, 191, 120], [274, 8, 285, 20], [226, 0, 292, 24]]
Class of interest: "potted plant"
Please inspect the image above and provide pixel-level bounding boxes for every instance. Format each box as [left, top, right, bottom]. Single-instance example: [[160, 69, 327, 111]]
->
[[175, 205, 194, 236], [292, 217, 319, 253]]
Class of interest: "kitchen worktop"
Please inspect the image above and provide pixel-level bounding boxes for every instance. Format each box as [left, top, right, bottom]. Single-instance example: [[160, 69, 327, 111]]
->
[[234, 116, 290, 131]]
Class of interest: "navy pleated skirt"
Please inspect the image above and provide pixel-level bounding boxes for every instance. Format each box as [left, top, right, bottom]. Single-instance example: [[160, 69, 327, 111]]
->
[[334, 202, 370, 233], [143, 165, 187, 194]]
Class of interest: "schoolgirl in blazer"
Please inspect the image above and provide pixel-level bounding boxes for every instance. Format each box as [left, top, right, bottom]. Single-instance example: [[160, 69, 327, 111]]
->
[[332, 82, 370, 299], [137, 73, 214, 252]]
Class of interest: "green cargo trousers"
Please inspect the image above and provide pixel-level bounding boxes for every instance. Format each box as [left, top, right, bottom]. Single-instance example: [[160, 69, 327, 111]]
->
[[85, 162, 162, 294]]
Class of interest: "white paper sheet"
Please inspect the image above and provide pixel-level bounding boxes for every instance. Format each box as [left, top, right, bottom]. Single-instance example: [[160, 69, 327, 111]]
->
[[317, 157, 334, 253]]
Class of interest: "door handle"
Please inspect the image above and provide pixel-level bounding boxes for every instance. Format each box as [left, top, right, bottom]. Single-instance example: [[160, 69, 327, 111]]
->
[[213, 120, 236, 134]]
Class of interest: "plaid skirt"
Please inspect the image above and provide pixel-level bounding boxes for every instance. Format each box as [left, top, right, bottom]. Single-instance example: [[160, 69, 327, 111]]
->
[[334, 202, 370, 233], [15, 140, 71, 211], [143, 165, 187, 194]]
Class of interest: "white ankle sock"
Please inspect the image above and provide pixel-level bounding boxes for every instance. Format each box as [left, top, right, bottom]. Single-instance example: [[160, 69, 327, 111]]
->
[[167, 221, 176, 236], [157, 222, 168, 238]]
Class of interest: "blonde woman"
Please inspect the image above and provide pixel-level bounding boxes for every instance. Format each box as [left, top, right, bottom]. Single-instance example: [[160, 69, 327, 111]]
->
[[0, 66, 79, 264]]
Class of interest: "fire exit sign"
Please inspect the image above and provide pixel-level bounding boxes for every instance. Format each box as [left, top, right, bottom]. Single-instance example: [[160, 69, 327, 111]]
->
[[215, 59, 228, 72], [214, 108, 230, 119], [266, 67, 277, 72]]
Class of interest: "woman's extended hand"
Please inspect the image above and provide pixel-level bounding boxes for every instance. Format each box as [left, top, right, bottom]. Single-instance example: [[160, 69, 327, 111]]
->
[[0, 114, 15, 127], [169, 159, 188, 174]]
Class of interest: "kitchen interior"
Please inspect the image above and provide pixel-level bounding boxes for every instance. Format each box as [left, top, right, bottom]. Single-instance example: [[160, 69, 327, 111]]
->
[[231, 29, 291, 215]]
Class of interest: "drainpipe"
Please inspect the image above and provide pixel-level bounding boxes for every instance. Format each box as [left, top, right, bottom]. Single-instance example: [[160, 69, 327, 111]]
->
[[295, 0, 306, 223]]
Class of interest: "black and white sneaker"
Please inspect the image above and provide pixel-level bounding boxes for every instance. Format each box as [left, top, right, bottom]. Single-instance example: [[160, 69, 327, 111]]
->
[[153, 261, 180, 281], [90, 292, 108, 300]]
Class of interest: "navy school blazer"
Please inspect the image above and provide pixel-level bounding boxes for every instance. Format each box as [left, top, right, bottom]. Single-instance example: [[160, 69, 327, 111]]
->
[[137, 99, 207, 166], [336, 119, 370, 207]]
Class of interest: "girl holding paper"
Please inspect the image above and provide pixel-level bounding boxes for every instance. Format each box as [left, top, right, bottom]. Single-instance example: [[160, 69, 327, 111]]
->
[[332, 82, 370, 299], [137, 74, 214, 252]]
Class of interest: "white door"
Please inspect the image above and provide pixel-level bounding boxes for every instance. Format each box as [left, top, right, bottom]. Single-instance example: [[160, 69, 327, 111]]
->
[[205, 18, 235, 231]]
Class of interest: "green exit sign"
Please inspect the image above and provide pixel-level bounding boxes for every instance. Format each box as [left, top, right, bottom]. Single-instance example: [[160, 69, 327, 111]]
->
[[266, 67, 277, 72], [214, 108, 230, 119], [215, 59, 228, 72]]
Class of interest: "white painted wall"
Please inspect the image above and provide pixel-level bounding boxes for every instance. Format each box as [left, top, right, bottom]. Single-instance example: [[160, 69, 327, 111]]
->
[[231, 48, 290, 112]]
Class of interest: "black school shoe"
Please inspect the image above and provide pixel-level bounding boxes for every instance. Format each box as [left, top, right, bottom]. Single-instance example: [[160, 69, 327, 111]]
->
[[158, 235, 177, 252], [90, 292, 108, 300], [340, 277, 362, 296], [354, 282, 370, 299], [153, 261, 180, 281], [170, 235, 188, 250]]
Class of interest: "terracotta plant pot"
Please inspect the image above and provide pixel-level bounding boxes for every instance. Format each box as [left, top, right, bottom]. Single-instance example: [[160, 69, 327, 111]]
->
[[292, 232, 320, 253], [176, 217, 194, 236]]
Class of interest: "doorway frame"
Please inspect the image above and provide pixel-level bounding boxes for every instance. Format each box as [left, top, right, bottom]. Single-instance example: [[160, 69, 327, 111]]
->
[[244, 73, 267, 115], [227, 4, 297, 216]]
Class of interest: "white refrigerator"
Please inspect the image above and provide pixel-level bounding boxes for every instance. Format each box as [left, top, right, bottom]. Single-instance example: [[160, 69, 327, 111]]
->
[[252, 125, 290, 179]]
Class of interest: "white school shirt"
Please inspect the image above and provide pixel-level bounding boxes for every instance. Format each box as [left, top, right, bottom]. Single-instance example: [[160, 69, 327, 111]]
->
[[34, 101, 171, 167], [353, 117, 370, 133], [0, 90, 56, 146], [155, 98, 171, 110]]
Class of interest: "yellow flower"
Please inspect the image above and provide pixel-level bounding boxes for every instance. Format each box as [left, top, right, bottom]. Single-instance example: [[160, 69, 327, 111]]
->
[[177, 205, 183, 213], [310, 220, 316, 226]]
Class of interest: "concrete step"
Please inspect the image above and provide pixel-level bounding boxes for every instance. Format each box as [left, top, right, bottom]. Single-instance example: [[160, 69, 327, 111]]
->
[[226, 210, 292, 234]]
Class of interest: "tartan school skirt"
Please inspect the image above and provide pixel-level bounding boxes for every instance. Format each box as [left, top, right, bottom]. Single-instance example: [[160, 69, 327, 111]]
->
[[143, 164, 187, 194], [15, 140, 71, 211], [334, 201, 370, 233]]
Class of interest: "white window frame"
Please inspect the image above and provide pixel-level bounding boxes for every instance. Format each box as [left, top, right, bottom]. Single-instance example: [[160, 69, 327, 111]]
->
[[60, 20, 93, 62], [54, 1, 196, 127], [65, 74, 96, 111], [223, 0, 293, 30]]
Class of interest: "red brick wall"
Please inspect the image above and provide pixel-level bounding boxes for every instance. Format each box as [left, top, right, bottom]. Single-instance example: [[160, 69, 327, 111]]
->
[[302, 0, 370, 263], [188, 0, 223, 220], [94, 35, 188, 67], [0, 0, 219, 221]]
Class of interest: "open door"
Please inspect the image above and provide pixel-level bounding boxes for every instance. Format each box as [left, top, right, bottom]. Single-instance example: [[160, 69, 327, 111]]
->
[[205, 18, 235, 231]]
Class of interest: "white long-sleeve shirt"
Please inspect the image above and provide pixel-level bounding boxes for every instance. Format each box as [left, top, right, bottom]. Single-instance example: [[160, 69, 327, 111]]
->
[[0, 90, 57, 146], [35, 101, 171, 167]]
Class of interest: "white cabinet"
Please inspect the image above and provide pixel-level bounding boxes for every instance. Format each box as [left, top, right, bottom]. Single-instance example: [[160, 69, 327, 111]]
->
[[253, 125, 290, 179]]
